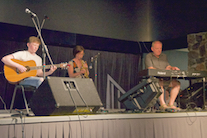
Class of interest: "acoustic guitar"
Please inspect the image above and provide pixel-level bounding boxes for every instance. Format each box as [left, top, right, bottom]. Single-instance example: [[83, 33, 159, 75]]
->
[[4, 59, 68, 83]]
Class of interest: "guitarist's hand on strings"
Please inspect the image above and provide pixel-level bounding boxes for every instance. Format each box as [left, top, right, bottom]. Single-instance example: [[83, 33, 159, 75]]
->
[[17, 64, 28, 73]]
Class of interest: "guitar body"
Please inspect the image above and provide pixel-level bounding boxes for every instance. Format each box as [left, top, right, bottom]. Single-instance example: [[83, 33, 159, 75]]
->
[[4, 59, 37, 83]]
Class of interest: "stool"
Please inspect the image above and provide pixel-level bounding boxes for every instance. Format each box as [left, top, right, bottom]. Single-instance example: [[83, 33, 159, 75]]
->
[[10, 84, 36, 115]]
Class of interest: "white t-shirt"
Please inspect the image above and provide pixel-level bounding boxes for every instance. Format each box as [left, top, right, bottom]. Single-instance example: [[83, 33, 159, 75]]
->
[[12, 51, 42, 66]]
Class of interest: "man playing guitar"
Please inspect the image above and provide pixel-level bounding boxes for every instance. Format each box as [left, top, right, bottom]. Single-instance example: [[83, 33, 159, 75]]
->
[[1, 36, 57, 88]]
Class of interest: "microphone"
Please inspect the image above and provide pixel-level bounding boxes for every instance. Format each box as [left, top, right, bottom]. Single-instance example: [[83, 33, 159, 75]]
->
[[25, 8, 36, 17], [89, 57, 93, 69], [94, 53, 100, 58], [44, 15, 49, 20]]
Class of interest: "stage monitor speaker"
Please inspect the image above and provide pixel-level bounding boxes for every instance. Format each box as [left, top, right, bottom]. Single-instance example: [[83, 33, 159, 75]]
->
[[180, 82, 207, 109], [118, 77, 162, 112], [29, 77, 103, 116]]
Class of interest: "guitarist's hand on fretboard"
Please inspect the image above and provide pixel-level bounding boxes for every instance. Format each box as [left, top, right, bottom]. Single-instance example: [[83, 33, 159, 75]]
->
[[49, 65, 57, 74]]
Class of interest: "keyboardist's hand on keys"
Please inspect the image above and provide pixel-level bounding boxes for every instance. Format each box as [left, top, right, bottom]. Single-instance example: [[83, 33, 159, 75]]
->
[[171, 66, 180, 70], [165, 65, 180, 70]]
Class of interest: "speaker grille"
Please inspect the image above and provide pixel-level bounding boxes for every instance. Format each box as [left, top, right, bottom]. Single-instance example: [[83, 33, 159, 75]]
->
[[29, 77, 103, 116]]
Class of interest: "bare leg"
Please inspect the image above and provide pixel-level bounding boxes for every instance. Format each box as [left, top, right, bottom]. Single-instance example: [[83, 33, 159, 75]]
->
[[168, 86, 180, 106], [165, 90, 170, 101], [168, 79, 180, 109], [158, 80, 168, 108], [159, 86, 166, 105]]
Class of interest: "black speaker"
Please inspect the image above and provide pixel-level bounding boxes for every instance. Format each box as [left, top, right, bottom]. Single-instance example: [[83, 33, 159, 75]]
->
[[118, 77, 162, 112], [180, 82, 207, 109], [29, 77, 103, 116]]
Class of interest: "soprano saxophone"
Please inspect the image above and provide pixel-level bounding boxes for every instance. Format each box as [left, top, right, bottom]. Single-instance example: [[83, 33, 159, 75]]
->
[[81, 60, 89, 78]]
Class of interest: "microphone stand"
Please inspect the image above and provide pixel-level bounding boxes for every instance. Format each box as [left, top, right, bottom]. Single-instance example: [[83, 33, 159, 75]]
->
[[37, 15, 48, 38], [94, 56, 98, 88], [91, 53, 100, 88], [37, 16, 49, 79], [12, 109, 25, 138], [19, 111, 25, 138], [30, 15, 54, 79]]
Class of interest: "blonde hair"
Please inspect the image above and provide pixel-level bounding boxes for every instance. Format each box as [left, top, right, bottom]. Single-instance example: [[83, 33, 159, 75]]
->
[[28, 36, 41, 45]]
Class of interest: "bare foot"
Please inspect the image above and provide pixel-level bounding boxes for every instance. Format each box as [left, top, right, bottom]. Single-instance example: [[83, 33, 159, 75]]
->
[[168, 105, 181, 111]]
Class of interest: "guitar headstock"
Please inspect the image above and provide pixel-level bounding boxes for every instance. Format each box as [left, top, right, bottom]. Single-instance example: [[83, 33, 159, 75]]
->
[[60, 63, 69, 69]]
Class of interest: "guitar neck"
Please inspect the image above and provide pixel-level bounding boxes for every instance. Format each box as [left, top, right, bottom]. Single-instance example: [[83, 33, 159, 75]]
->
[[30, 64, 62, 70]]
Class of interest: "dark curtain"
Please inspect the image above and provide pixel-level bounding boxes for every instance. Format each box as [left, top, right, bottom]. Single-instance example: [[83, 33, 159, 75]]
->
[[0, 40, 142, 109]]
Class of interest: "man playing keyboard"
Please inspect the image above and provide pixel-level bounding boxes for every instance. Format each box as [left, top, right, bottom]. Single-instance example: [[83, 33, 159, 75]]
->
[[145, 41, 181, 111]]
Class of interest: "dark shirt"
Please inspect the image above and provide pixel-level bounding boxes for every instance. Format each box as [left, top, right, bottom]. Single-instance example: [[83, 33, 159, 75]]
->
[[145, 52, 169, 70]]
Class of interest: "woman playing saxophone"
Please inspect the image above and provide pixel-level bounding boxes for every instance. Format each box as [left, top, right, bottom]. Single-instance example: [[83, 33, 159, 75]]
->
[[67, 45, 89, 78]]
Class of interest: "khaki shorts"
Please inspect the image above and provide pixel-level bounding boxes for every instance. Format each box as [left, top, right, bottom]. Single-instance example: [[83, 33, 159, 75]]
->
[[158, 78, 180, 88]]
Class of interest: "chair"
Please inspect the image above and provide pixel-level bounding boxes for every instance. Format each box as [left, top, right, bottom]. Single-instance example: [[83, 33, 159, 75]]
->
[[10, 84, 36, 115]]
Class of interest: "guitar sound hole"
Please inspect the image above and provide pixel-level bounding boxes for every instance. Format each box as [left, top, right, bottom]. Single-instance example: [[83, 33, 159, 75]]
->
[[16, 68, 20, 74], [25, 66, 30, 72], [16, 66, 30, 74]]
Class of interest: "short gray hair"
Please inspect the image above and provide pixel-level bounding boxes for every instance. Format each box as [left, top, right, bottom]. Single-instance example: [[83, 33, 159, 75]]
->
[[151, 41, 162, 47]]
